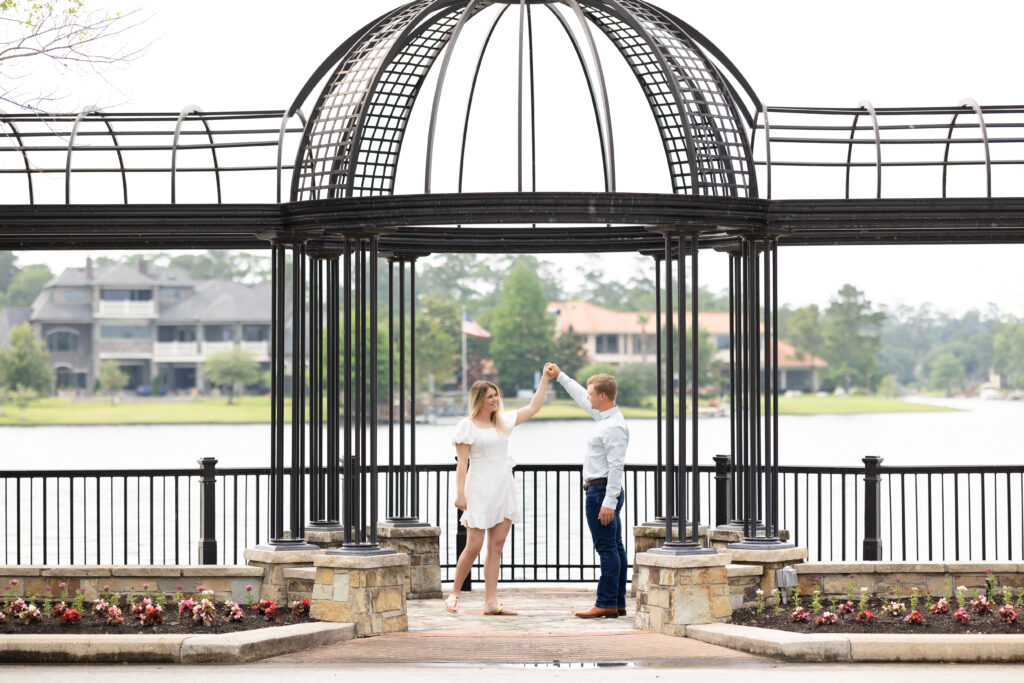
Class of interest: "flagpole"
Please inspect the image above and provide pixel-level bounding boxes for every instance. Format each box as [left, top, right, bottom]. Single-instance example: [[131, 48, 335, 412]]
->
[[461, 307, 468, 404]]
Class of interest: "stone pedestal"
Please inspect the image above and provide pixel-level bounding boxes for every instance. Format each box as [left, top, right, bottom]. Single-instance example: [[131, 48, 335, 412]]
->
[[634, 524, 710, 554], [243, 548, 325, 604], [722, 546, 808, 595], [305, 528, 347, 550], [633, 551, 732, 636], [708, 527, 790, 551], [311, 552, 410, 637], [376, 524, 442, 599]]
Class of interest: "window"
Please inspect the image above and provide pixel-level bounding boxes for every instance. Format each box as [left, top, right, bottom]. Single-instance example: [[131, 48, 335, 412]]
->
[[58, 289, 87, 304], [47, 330, 79, 352], [242, 325, 269, 342], [157, 326, 196, 342], [205, 325, 234, 342], [101, 289, 152, 301], [100, 325, 151, 340], [595, 334, 619, 354], [55, 367, 74, 389], [161, 287, 186, 302]]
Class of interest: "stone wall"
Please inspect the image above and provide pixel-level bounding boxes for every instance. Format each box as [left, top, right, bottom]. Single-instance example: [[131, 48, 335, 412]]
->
[[0, 565, 264, 604], [311, 552, 409, 636], [633, 552, 732, 636], [795, 561, 1024, 600], [376, 525, 441, 599], [726, 563, 762, 610]]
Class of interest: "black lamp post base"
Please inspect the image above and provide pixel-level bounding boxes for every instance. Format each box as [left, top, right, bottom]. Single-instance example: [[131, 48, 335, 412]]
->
[[640, 516, 667, 527], [727, 536, 794, 551], [326, 542, 397, 556], [307, 521, 345, 530], [648, 541, 717, 556], [718, 520, 766, 533]]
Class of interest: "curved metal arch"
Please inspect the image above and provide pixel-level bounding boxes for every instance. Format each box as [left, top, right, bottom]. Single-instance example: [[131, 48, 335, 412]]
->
[[277, 109, 308, 204], [457, 4, 512, 192], [942, 98, 991, 198], [0, 111, 35, 204], [425, 0, 488, 193], [616, 0, 743, 197], [561, 0, 618, 192], [92, 111, 130, 205], [651, 3, 758, 197], [171, 105, 223, 205], [757, 108, 772, 200], [336, 0, 483, 198], [851, 98, 884, 200], [65, 108, 98, 204], [579, 0, 702, 193], [545, 2, 612, 192]]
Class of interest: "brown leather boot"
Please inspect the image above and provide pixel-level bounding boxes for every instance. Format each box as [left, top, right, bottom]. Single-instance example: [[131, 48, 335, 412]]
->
[[574, 605, 619, 619], [617, 607, 627, 616]]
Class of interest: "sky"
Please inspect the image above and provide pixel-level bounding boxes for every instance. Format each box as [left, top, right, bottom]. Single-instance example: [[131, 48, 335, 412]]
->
[[8, 0, 1024, 316]]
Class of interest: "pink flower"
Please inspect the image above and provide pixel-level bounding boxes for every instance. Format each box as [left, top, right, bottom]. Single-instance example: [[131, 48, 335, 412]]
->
[[59, 582, 66, 589], [102, 585, 110, 591], [895, 577, 901, 583], [44, 586, 51, 592], [142, 583, 149, 590], [196, 585, 206, 591], [176, 585, 183, 591], [245, 585, 253, 591], [9, 579, 18, 586]]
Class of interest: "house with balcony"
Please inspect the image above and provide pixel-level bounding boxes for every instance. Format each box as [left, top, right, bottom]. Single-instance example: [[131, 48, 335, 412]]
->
[[17, 259, 271, 394], [547, 300, 826, 392]]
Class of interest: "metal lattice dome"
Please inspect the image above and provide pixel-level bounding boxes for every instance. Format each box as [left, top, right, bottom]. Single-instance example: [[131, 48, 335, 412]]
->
[[289, 0, 760, 202]]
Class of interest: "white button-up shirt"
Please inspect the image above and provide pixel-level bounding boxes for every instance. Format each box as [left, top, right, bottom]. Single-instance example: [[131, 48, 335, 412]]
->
[[556, 373, 629, 510]]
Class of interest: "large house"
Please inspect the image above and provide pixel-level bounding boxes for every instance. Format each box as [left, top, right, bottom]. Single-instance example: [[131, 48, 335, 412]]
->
[[0, 259, 271, 394], [547, 300, 826, 391]]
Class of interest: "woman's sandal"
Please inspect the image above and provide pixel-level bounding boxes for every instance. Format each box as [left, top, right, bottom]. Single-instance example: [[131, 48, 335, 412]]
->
[[486, 602, 518, 616], [444, 594, 459, 614]]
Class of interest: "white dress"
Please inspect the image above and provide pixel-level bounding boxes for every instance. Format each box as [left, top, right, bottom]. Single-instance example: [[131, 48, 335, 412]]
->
[[451, 410, 521, 529]]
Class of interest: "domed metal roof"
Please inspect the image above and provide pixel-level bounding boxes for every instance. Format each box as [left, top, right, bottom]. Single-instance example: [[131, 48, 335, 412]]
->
[[289, 0, 760, 202]]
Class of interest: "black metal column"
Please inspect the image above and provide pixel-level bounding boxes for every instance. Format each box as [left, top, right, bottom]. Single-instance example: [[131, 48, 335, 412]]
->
[[641, 251, 666, 527], [862, 455, 884, 560], [652, 231, 713, 556], [308, 247, 342, 530]]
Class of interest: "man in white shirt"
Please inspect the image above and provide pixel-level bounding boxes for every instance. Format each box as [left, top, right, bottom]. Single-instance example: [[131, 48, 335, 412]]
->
[[545, 362, 629, 618]]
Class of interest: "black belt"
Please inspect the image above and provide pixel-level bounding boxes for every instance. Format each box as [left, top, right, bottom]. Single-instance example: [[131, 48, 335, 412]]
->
[[583, 478, 608, 491]]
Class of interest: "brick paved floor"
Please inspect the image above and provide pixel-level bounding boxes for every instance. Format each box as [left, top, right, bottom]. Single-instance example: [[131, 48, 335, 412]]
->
[[267, 586, 768, 665]]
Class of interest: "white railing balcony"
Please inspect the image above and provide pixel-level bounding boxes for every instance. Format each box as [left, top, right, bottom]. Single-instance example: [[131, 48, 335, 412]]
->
[[240, 341, 269, 358], [154, 341, 200, 358], [202, 341, 235, 356], [98, 300, 156, 318]]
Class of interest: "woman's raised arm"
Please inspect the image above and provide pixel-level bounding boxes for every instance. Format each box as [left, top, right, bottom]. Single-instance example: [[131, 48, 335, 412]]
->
[[515, 370, 551, 425]]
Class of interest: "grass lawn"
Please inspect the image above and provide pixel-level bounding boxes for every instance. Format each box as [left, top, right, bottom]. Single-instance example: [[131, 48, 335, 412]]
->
[[0, 394, 954, 426]]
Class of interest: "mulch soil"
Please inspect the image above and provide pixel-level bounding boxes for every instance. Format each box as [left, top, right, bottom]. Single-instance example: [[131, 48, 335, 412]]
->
[[732, 596, 1024, 635], [0, 599, 313, 636]]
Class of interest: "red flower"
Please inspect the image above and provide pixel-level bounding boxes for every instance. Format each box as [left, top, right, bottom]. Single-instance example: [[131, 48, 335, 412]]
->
[[954, 607, 971, 624], [59, 608, 82, 624], [997, 605, 1018, 625], [903, 610, 924, 625], [789, 608, 810, 623], [855, 610, 875, 624], [971, 595, 992, 615]]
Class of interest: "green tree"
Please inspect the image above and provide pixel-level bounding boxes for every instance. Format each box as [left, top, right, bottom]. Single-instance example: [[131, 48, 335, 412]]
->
[[415, 296, 460, 389], [168, 251, 269, 282], [10, 385, 37, 420], [614, 363, 658, 407], [204, 347, 260, 404], [929, 352, 965, 396], [577, 362, 618, 384], [490, 263, 554, 395], [97, 360, 129, 402], [2, 264, 52, 307], [993, 321, 1024, 389], [553, 327, 588, 378], [0, 323, 52, 394], [0, 252, 16, 293], [782, 304, 824, 391], [822, 284, 886, 393]]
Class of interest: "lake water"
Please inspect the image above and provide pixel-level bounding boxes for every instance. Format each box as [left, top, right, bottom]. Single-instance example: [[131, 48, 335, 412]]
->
[[0, 396, 1020, 471], [1, 396, 1021, 568]]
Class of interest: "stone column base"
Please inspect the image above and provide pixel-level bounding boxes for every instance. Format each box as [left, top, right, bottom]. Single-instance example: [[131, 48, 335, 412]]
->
[[721, 546, 808, 595], [632, 525, 710, 596], [305, 528, 347, 551], [376, 524, 442, 599], [243, 548, 325, 605], [312, 552, 410, 636], [708, 527, 790, 551], [633, 551, 732, 636]]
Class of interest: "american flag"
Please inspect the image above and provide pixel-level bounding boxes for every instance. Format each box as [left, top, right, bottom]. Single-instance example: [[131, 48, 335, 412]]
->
[[462, 312, 491, 338]]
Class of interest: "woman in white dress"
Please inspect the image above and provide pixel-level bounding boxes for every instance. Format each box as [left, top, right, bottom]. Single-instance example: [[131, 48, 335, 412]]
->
[[444, 373, 551, 615]]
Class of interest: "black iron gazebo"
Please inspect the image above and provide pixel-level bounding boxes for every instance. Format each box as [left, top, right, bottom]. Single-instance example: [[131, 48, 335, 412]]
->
[[3, 0, 1024, 561]]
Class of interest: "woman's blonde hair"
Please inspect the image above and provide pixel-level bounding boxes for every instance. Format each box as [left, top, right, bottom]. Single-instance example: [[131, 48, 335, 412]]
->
[[467, 380, 509, 436]]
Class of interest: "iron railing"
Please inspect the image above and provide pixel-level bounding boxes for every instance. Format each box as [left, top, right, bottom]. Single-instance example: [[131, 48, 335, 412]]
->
[[2, 460, 1022, 577]]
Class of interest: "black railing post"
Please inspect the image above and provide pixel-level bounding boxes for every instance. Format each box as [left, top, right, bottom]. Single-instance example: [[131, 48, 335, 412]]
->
[[198, 457, 218, 565], [862, 455, 884, 561], [714, 454, 731, 527], [455, 509, 472, 591]]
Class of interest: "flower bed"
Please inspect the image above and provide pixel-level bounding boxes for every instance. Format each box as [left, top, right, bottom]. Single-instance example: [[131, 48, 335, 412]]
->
[[734, 578, 1024, 635], [0, 580, 313, 636]]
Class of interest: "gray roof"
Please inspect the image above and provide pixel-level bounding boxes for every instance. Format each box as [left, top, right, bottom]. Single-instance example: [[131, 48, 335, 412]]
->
[[49, 261, 196, 288], [30, 289, 92, 322], [160, 281, 270, 323], [0, 307, 32, 348]]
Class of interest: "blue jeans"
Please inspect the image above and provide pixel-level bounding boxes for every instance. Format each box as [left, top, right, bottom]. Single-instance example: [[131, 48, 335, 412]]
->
[[585, 484, 626, 609]]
